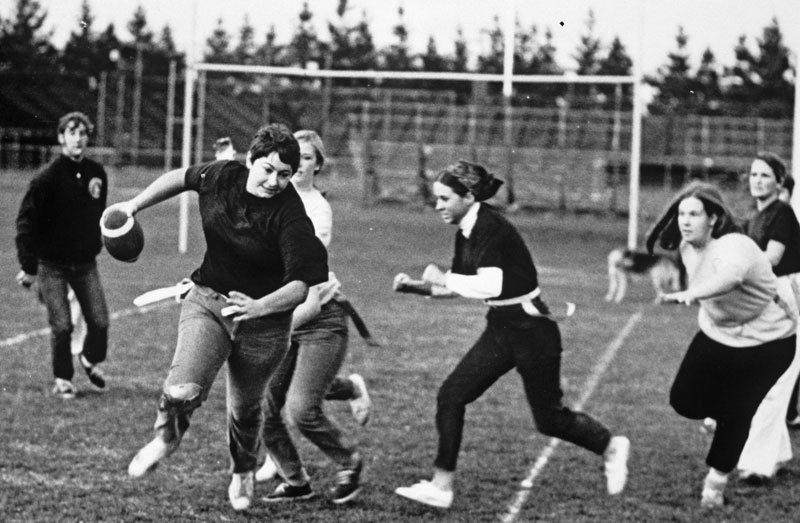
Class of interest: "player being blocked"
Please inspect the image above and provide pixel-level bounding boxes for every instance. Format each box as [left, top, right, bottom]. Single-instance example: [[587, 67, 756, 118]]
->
[[392, 160, 629, 509]]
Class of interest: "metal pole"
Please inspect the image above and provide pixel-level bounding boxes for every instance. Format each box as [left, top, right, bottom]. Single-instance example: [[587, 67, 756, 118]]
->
[[501, 1, 515, 98], [164, 60, 176, 171], [96, 72, 107, 147], [193, 70, 207, 164], [179, 64, 195, 254], [131, 43, 143, 165], [792, 54, 800, 215], [627, 3, 645, 250], [178, 0, 198, 254]]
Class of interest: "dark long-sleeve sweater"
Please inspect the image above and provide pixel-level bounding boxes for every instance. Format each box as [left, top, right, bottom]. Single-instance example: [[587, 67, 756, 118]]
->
[[16, 154, 108, 274]]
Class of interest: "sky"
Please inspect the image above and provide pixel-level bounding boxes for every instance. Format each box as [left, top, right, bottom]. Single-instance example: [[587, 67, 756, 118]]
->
[[4, 0, 800, 76]]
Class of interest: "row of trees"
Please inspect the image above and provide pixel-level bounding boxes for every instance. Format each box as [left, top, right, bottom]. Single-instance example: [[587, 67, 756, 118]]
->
[[0, 0, 794, 116]]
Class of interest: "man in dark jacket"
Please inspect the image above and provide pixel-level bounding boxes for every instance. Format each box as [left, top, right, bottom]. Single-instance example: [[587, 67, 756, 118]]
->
[[16, 111, 110, 399]]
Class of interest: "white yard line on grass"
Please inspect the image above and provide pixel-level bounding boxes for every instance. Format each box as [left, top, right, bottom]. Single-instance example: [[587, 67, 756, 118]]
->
[[501, 309, 643, 523], [0, 301, 175, 349]]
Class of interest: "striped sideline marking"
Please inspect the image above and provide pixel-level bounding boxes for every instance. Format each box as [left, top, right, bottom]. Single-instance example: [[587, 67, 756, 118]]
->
[[501, 309, 643, 523], [0, 301, 175, 349]]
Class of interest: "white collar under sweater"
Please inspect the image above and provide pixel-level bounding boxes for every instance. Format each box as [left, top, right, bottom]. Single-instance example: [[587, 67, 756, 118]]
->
[[459, 202, 481, 239]]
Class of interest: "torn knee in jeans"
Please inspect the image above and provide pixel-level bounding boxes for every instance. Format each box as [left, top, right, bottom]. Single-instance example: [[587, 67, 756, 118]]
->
[[160, 383, 203, 414]]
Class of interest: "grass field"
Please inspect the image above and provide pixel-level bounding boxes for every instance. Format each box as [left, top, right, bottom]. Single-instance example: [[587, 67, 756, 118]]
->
[[2, 167, 799, 522]]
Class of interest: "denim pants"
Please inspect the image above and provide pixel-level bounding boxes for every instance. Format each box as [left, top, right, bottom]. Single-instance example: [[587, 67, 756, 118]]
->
[[670, 330, 795, 473], [38, 260, 109, 380], [262, 301, 355, 484], [434, 305, 612, 472], [151, 284, 291, 473]]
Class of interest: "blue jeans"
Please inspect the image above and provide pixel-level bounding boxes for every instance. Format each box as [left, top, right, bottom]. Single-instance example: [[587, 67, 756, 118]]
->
[[434, 306, 612, 471], [262, 301, 355, 484], [150, 284, 291, 473], [38, 260, 109, 380]]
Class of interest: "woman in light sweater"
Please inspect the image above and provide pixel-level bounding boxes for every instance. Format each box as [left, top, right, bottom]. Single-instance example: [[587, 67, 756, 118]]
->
[[647, 181, 797, 508]]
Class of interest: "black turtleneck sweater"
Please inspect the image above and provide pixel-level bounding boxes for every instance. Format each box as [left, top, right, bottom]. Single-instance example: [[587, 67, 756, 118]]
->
[[16, 154, 108, 274]]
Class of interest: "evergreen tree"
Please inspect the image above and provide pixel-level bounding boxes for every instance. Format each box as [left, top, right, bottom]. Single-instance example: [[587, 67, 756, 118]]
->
[[514, 22, 537, 75], [421, 36, 447, 72], [694, 48, 722, 114], [61, 0, 101, 77], [255, 25, 281, 66], [0, 0, 57, 72], [350, 11, 377, 71], [285, 2, 320, 68], [477, 15, 503, 74], [574, 10, 601, 75], [646, 26, 696, 114], [126, 5, 153, 46], [597, 36, 632, 76], [452, 27, 468, 73], [233, 15, 256, 65], [383, 5, 412, 71], [205, 18, 232, 63], [597, 36, 633, 108], [751, 17, 792, 116]]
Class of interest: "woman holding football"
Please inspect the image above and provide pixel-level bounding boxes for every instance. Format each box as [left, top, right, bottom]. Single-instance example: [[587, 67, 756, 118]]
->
[[392, 160, 630, 509], [647, 180, 797, 508], [102, 123, 328, 512]]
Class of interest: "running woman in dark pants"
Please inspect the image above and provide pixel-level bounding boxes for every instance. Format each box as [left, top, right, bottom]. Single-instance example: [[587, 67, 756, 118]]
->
[[393, 160, 630, 509], [647, 181, 797, 508]]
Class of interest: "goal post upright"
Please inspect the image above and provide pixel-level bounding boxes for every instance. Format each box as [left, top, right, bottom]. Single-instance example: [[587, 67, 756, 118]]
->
[[627, 0, 646, 251], [178, 63, 195, 254]]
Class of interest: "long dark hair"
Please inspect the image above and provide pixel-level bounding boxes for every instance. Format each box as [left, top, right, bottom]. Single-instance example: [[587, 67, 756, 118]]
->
[[646, 181, 739, 253]]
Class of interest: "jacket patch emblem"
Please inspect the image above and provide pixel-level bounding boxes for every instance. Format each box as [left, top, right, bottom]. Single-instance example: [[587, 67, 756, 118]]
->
[[88, 177, 103, 199]]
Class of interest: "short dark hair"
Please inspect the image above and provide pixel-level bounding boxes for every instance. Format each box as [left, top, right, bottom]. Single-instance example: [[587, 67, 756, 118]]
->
[[755, 151, 787, 183], [214, 136, 233, 152], [783, 174, 795, 196], [249, 124, 300, 173], [58, 111, 93, 135]]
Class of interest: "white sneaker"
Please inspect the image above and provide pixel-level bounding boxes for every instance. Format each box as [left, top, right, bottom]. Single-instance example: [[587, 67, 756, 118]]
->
[[700, 469, 727, 508], [348, 374, 371, 426], [700, 418, 717, 434], [255, 454, 278, 482], [228, 471, 254, 511], [604, 436, 630, 495], [52, 378, 76, 400], [128, 437, 173, 477], [395, 480, 453, 508]]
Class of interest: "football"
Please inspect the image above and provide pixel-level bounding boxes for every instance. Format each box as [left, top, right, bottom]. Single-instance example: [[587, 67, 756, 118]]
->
[[101, 209, 144, 262]]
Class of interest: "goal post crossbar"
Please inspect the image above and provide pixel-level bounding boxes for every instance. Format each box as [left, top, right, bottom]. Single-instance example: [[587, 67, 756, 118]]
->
[[194, 62, 635, 85]]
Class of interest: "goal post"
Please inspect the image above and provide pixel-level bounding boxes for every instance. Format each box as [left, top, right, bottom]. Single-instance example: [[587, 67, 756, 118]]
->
[[177, 63, 643, 251]]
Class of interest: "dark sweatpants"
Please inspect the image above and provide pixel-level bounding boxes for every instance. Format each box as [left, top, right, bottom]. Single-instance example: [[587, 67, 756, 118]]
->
[[670, 330, 795, 473], [434, 306, 612, 472]]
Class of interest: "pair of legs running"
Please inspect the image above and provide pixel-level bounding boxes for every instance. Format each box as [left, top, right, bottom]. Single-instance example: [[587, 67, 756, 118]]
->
[[671, 331, 795, 507], [395, 308, 630, 509], [127, 285, 291, 511], [258, 301, 370, 504]]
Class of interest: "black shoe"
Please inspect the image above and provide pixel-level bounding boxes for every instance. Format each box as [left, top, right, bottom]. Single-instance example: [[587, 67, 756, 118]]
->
[[80, 354, 106, 389], [331, 459, 362, 504], [263, 482, 315, 502]]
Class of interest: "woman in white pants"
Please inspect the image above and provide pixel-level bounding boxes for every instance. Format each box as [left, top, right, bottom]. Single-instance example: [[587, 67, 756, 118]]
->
[[736, 153, 800, 482]]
